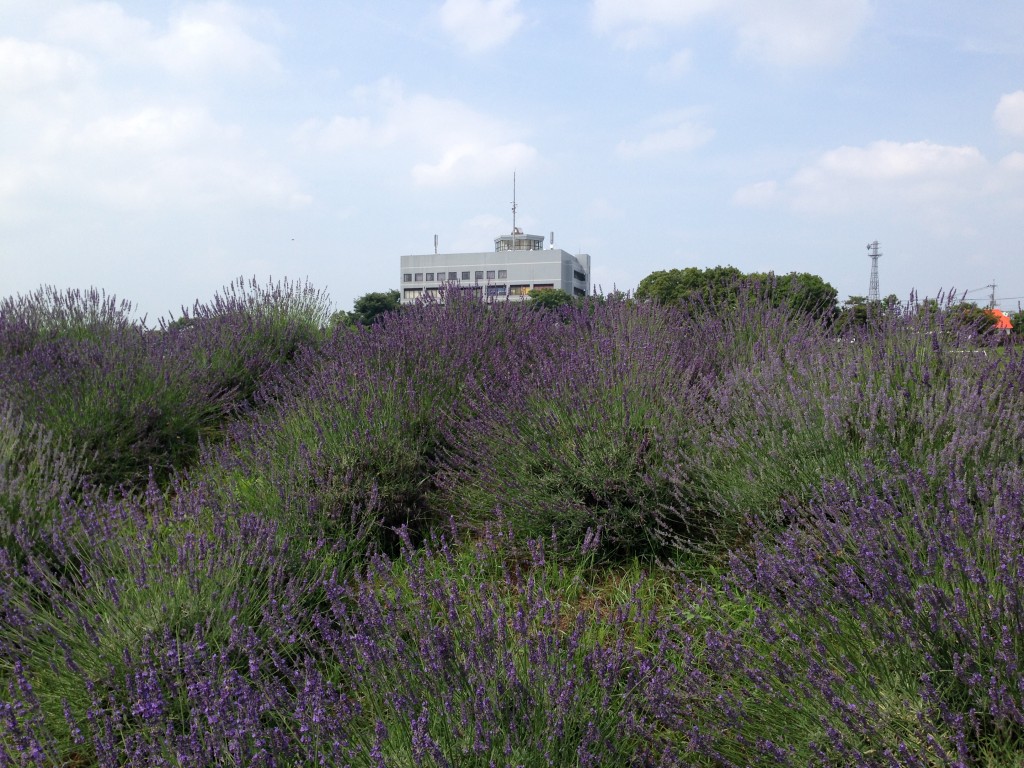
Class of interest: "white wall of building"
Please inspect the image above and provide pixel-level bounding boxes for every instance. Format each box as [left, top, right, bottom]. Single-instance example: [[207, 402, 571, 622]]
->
[[399, 236, 590, 305]]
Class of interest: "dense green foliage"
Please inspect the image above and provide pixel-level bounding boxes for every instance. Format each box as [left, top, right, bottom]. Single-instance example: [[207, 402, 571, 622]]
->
[[636, 264, 839, 320], [526, 286, 577, 310], [336, 288, 402, 327]]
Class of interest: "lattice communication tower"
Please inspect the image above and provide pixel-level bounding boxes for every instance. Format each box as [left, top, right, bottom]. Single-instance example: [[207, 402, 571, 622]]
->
[[867, 241, 882, 303]]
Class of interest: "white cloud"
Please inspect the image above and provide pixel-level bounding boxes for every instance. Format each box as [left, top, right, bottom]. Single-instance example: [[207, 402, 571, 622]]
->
[[0, 3, 296, 217], [46, 1, 280, 77], [592, 0, 723, 38], [617, 111, 714, 157], [994, 91, 1024, 138], [0, 37, 94, 93], [46, 2, 154, 55], [733, 180, 778, 206], [412, 141, 536, 186], [72, 106, 233, 153], [591, 0, 871, 66], [731, 0, 872, 68], [295, 116, 375, 153], [1000, 151, 1024, 173], [649, 49, 693, 79], [439, 0, 524, 53], [2, 98, 307, 213], [803, 140, 984, 182], [154, 3, 280, 76], [741, 140, 991, 214], [295, 79, 539, 186]]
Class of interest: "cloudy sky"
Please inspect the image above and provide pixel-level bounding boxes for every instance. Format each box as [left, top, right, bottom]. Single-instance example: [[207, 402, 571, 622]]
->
[[3, 0, 1023, 320]]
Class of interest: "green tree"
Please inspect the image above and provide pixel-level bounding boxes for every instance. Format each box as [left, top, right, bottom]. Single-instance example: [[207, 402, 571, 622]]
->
[[1010, 310, 1024, 336], [836, 295, 868, 331], [635, 266, 744, 306], [636, 265, 837, 319], [751, 271, 838, 320], [948, 302, 997, 334], [527, 287, 575, 311], [338, 290, 401, 327]]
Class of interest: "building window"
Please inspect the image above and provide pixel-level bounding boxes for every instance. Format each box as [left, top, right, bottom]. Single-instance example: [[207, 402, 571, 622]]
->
[[574, 287, 586, 297], [414, 273, 423, 282], [574, 270, 586, 282], [403, 288, 423, 299], [498, 270, 507, 279], [533, 284, 553, 290], [486, 285, 507, 297], [403, 273, 412, 282], [485, 270, 495, 280], [462, 271, 470, 280], [509, 284, 530, 296], [449, 271, 457, 280], [426, 287, 440, 297], [426, 272, 434, 281], [475, 270, 484, 280]]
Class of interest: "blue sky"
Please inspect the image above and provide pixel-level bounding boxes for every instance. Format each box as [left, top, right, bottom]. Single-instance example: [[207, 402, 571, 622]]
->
[[3, 0, 1023, 320]]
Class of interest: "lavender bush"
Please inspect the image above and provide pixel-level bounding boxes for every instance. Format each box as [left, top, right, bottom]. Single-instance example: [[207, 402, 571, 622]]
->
[[2, 278, 1024, 766], [665, 291, 1018, 551], [0, 473, 355, 766], [439, 297, 717, 560], [164, 276, 333, 412], [0, 493, 681, 766], [0, 404, 85, 569], [666, 460, 1024, 766], [312, 521, 681, 767], [0, 286, 136, 357], [0, 278, 331, 489], [205, 290, 551, 552]]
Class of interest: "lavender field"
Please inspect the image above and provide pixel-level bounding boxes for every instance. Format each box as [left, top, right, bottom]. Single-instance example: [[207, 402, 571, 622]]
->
[[1, 279, 1022, 767]]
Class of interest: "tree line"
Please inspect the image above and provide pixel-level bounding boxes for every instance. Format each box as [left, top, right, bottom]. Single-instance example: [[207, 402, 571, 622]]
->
[[342, 267, 1022, 335]]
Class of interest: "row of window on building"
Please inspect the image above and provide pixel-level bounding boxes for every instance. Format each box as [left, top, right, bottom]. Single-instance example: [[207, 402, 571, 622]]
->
[[403, 283, 555, 300], [403, 270, 509, 283]]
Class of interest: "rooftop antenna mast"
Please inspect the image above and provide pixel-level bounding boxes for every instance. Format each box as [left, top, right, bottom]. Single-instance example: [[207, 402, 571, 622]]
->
[[511, 172, 518, 250], [867, 240, 882, 303]]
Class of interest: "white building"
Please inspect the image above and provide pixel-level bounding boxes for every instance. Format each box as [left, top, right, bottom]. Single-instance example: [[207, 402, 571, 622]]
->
[[400, 230, 591, 305]]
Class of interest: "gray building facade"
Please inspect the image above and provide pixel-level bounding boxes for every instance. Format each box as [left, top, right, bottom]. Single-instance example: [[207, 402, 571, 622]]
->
[[400, 231, 591, 305]]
